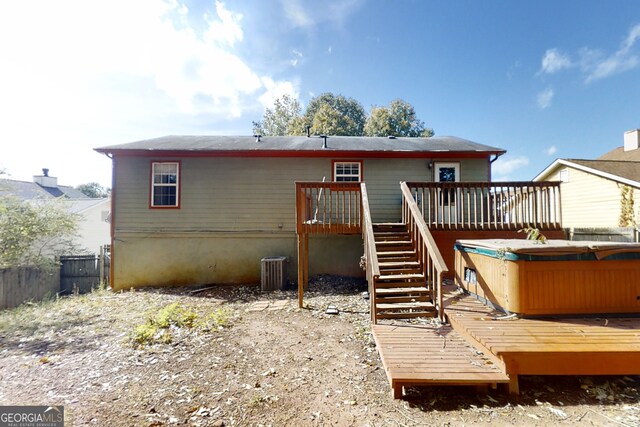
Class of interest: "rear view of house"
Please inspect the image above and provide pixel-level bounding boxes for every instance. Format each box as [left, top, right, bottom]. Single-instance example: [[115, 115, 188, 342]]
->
[[96, 135, 506, 291]]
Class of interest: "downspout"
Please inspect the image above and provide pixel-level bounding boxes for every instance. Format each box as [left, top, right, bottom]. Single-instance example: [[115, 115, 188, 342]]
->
[[489, 152, 505, 181], [105, 152, 116, 290]]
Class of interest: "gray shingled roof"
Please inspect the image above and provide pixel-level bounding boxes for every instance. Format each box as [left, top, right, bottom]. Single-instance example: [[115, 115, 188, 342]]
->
[[598, 146, 640, 162], [0, 179, 89, 200], [566, 159, 640, 184], [95, 135, 505, 154]]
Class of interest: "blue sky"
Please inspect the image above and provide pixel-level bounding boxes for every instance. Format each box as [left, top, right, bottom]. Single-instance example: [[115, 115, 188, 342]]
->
[[1, 0, 639, 187]]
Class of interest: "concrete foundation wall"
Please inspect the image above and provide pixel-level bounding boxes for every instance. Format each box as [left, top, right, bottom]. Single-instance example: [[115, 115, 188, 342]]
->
[[112, 232, 363, 290]]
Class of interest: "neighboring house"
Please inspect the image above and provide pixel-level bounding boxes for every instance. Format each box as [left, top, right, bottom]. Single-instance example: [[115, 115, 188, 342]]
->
[[66, 198, 112, 254], [0, 170, 111, 254], [534, 129, 640, 229], [96, 135, 506, 290]]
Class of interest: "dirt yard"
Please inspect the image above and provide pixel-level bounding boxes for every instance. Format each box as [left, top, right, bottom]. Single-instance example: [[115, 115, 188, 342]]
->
[[1, 276, 639, 426]]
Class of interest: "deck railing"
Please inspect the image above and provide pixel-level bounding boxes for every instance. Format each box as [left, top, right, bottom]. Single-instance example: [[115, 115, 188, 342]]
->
[[405, 181, 562, 231], [400, 182, 449, 321], [296, 182, 362, 235], [361, 183, 380, 322]]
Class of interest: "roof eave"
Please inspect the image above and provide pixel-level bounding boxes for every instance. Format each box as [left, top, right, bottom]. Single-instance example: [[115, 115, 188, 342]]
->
[[534, 158, 640, 188], [95, 148, 505, 159]]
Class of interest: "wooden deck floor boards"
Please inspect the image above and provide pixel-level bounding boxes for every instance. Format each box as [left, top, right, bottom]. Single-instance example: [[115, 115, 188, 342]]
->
[[373, 283, 640, 398], [371, 323, 509, 398], [444, 283, 640, 394]]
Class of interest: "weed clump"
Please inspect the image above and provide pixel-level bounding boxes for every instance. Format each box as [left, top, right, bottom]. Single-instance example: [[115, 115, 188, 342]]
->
[[132, 302, 231, 347]]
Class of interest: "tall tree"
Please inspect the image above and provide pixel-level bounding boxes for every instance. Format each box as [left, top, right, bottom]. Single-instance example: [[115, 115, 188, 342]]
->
[[364, 99, 434, 137], [304, 93, 366, 136], [252, 94, 302, 136], [251, 94, 433, 138], [0, 196, 80, 268], [76, 182, 110, 198]]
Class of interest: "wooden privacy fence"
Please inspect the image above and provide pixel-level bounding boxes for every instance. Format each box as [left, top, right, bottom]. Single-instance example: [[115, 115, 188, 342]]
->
[[59, 248, 110, 295], [296, 182, 362, 235], [405, 181, 562, 231], [0, 267, 60, 310]]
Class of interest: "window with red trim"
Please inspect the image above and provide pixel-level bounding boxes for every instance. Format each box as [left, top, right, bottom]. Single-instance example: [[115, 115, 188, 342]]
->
[[334, 161, 362, 182], [151, 162, 179, 207]]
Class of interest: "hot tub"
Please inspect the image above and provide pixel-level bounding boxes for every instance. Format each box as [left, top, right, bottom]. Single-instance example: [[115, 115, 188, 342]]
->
[[454, 239, 640, 316]]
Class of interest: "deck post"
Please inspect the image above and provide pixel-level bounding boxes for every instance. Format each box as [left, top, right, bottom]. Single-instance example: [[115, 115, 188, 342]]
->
[[507, 375, 520, 395], [392, 383, 403, 399], [297, 233, 309, 308], [297, 233, 304, 308]]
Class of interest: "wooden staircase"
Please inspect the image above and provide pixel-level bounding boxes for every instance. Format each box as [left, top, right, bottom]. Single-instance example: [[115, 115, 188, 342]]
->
[[372, 223, 437, 320]]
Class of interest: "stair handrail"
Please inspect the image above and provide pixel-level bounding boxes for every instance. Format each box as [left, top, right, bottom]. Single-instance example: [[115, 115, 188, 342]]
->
[[400, 181, 449, 321], [361, 183, 380, 321]]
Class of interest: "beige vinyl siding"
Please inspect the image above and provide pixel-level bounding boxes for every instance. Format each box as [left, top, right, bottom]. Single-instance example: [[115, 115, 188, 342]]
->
[[549, 166, 636, 228]]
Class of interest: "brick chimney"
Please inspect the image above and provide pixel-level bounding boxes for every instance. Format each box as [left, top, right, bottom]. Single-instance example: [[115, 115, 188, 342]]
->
[[624, 129, 640, 151]]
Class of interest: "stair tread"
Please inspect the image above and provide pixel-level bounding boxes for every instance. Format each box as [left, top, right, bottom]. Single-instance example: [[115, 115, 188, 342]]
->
[[376, 286, 429, 294], [379, 273, 424, 280], [379, 261, 420, 266], [376, 301, 435, 309]]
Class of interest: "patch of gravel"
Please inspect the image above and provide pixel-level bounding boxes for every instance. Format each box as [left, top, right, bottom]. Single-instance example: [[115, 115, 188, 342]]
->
[[0, 276, 639, 427]]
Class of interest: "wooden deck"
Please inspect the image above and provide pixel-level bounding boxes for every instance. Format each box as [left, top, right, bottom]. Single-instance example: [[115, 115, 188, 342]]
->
[[371, 323, 509, 398], [445, 285, 640, 394], [372, 283, 640, 398]]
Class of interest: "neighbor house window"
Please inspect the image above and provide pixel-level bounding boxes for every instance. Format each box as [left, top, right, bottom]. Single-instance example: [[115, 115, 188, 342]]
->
[[333, 161, 362, 182], [151, 162, 180, 208], [559, 168, 569, 183]]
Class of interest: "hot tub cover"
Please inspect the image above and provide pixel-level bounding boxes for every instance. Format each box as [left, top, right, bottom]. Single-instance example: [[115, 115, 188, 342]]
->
[[455, 239, 640, 260]]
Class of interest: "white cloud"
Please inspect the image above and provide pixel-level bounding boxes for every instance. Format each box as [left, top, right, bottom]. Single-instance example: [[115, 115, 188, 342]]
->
[[545, 145, 557, 156], [290, 49, 304, 67], [258, 78, 299, 109], [204, 1, 244, 46], [279, 0, 362, 29], [0, 0, 296, 186], [540, 48, 572, 74], [537, 88, 554, 110], [279, 0, 312, 27], [540, 24, 640, 83], [492, 155, 530, 181], [584, 24, 640, 82]]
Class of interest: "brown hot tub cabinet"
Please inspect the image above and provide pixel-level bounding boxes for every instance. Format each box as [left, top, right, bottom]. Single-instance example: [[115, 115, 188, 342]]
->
[[454, 239, 640, 316]]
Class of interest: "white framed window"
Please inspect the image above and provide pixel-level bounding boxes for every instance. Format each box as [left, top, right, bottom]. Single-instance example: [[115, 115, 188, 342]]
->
[[434, 162, 460, 205], [151, 161, 180, 208], [434, 162, 460, 183], [333, 161, 362, 182]]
